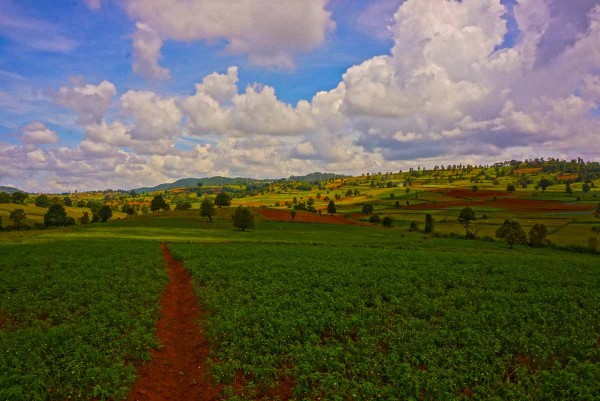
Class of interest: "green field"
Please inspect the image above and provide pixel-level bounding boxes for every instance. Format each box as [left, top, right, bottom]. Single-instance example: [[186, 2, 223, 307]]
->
[[0, 209, 598, 400], [0, 239, 167, 400], [172, 241, 600, 401]]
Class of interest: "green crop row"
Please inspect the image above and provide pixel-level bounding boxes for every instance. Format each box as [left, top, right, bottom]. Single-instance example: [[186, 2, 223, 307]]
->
[[0, 239, 167, 400], [171, 243, 600, 401]]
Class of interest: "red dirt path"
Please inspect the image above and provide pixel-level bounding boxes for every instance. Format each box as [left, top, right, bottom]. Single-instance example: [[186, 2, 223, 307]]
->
[[127, 244, 221, 401]]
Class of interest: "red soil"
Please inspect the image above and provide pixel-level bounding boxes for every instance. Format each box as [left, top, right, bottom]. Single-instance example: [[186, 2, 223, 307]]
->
[[256, 208, 369, 226], [557, 174, 578, 181], [127, 244, 221, 401], [443, 189, 507, 198], [487, 198, 593, 212]]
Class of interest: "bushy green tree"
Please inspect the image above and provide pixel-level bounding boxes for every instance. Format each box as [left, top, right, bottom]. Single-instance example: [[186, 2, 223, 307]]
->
[[424, 214, 434, 233], [368, 214, 381, 224], [63, 197, 72, 207], [538, 178, 553, 192], [80, 212, 90, 225], [0, 192, 10, 203], [44, 204, 75, 227], [362, 204, 374, 215], [200, 198, 216, 222], [496, 219, 527, 249], [382, 216, 393, 227], [327, 200, 336, 215], [232, 206, 254, 231], [97, 205, 113, 222], [175, 201, 192, 210], [215, 192, 232, 208], [528, 224, 548, 247], [122, 204, 135, 215], [506, 184, 516, 193], [458, 207, 476, 236], [150, 195, 168, 212], [9, 208, 26, 230], [290, 209, 296, 221], [11, 192, 28, 204], [35, 194, 51, 207]]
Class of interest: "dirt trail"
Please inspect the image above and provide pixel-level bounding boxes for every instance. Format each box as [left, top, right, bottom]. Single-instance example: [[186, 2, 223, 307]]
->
[[127, 243, 220, 401]]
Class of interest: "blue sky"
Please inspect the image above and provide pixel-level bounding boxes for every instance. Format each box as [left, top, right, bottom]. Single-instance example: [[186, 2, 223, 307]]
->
[[0, 0, 598, 192]]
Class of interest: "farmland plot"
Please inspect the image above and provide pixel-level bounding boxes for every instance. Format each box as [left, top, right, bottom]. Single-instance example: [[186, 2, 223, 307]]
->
[[0, 240, 167, 400], [171, 243, 600, 401]]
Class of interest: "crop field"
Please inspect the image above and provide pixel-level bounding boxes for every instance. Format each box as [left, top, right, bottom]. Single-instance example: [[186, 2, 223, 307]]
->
[[0, 239, 167, 400], [171, 242, 600, 401]]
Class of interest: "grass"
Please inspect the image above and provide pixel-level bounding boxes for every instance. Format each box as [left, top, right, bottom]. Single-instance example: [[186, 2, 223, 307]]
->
[[171, 242, 600, 400], [0, 239, 167, 400]]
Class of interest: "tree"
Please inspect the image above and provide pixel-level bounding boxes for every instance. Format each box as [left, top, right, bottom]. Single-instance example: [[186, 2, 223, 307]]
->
[[232, 206, 254, 231], [345, 189, 353, 197], [382, 216, 393, 227], [44, 204, 75, 227], [122, 204, 135, 215], [327, 200, 336, 215], [290, 209, 296, 221], [506, 184, 516, 193], [11, 192, 28, 204], [496, 219, 527, 249], [369, 214, 381, 224], [594, 202, 600, 219], [472, 185, 479, 192], [150, 195, 168, 212], [424, 214, 434, 233], [362, 204, 374, 215], [307, 197, 315, 206], [35, 194, 51, 207], [0, 216, 2, 230], [215, 192, 232, 208], [200, 198, 216, 222], [528, 224, 548, 247], [76, 199, 86, 207], [9, 208, 26, 230], [175, 201, 192, 210], [63, 197, 72, 207], [409, 221, 419, 231], [537, 178, 553, 192], [80, 212, 90, 225], [458, 207, 476, 236], [0, 192, 10, 203], [582, 183, 590, 194], [565, 183, 573, 194], [97, 205, 113, 222]]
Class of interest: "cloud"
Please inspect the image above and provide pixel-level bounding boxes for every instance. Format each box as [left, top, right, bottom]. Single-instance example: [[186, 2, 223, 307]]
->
[[125, 0, 334, 78], [0, 2, 76, 52], [21, 122, 59, 144], [83, 0, 101, 11], [131, 23, 170, 80], [4, 0, 600, 192], [180, 68, 314, 137], [55, 79, 117, 125], [120, 90, 182, 143]]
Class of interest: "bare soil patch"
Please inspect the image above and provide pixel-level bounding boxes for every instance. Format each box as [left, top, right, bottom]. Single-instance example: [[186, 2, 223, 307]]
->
[[256, 208, 369, 226], [127, 244, 221, 401]]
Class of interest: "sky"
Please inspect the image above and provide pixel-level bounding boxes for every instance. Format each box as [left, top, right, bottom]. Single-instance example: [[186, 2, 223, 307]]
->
[[0, 0, 599, 193]]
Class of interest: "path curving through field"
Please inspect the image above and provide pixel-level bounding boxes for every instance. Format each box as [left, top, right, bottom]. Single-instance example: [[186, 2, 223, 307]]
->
[[127, 243, 220, 401]]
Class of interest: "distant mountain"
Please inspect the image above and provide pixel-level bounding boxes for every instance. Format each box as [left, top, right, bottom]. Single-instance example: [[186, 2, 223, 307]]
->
[[0, 186, 24, 194], [132, 176, 270, 193], [288, 172, 349, 182]]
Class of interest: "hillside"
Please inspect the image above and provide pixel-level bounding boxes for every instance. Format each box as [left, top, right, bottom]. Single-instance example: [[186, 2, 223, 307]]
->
[[0, 186, 24, 194], [132, 176, 270, 193]]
